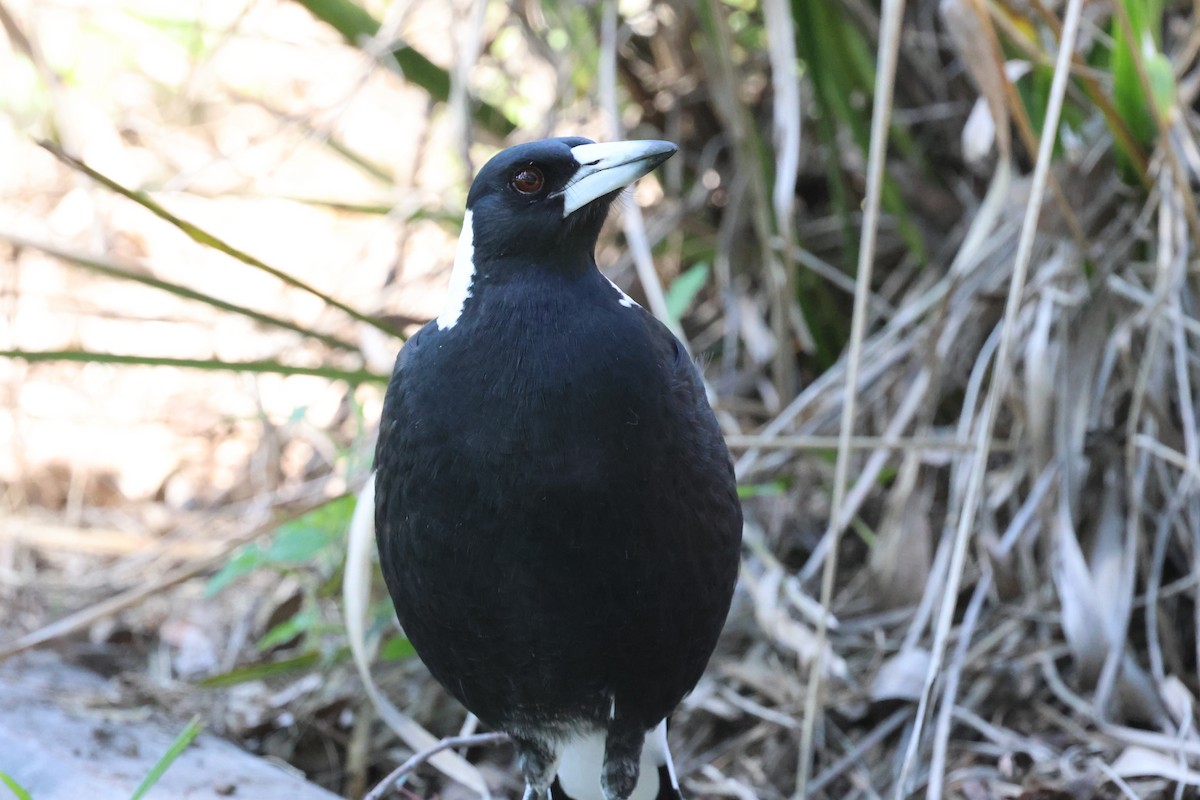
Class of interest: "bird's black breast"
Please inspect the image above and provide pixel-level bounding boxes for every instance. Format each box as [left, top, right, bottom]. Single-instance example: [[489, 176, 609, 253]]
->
[[374, 268, 741, 733]]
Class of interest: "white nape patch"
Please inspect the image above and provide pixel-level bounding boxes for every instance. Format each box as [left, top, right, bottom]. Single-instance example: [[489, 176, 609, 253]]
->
[[437, 209, 475, 330], [556, 726, 664, 800], [604, 275, 638, 309]]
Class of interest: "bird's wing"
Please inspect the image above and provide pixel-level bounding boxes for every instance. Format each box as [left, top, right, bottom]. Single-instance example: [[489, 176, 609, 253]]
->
[[374, 326, 426, 469]]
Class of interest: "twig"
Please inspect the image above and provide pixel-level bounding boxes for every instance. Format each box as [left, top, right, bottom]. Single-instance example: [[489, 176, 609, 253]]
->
[[796, 0, 907, 796], [1040, 654, 1200, 759], [808, 707, 911, 795], [346, 700, 376, 800], [364, 732, 510, 800], [0, 231, 362, 353], [449, 0, 488, 174], [928, 566, 992, 800], [38, 141, 400, 339]]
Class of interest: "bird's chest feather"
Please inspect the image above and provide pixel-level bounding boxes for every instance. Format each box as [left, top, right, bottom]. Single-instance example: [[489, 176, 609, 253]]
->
[[403, 291, 663, 504]]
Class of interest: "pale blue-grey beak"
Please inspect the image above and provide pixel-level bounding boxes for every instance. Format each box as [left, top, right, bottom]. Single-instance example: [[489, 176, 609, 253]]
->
[[558, 140, 677, 218]]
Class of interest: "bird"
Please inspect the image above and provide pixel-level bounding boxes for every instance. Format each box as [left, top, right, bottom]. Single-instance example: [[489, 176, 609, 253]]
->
[[369, 136, 742, 800]]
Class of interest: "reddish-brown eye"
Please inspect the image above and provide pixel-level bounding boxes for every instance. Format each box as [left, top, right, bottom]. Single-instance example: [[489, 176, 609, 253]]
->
[[512, 166, 544, 194]]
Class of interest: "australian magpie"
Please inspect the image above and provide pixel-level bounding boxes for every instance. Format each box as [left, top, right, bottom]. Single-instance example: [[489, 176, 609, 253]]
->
[[370, 137, 742, 800]]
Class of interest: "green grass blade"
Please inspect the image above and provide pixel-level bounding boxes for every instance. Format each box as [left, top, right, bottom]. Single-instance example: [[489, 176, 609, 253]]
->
[[665, 262, 711, 324], [1111, 0, 1164, 179], [0, 771, 32, 800], [198, 651, 325, 687], [2, 350, 388, 384], [290, 0, 515, 137], [37, 142, 401, 340], [322, 133, 395, 184], [2, 233, 361, 353], [128, 716, 204, 800]]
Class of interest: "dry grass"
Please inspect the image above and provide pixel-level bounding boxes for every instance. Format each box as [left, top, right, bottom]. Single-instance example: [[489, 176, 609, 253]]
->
[[2, 0, 1200, 798]]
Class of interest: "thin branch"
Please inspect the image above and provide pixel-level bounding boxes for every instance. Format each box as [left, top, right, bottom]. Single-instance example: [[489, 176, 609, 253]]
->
[[364, 733, 510, 800], [38, 141, 401, 339], [1, 350, 386, 384], [1, 232, 361, 353]]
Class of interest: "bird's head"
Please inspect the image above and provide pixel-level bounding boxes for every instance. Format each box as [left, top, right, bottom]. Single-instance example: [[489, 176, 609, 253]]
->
[[435, 137, 676, 330], [465, 136, 677, 266]]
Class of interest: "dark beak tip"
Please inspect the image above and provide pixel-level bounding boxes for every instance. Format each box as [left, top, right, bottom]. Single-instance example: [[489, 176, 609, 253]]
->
[[651, 141, 678, 165]]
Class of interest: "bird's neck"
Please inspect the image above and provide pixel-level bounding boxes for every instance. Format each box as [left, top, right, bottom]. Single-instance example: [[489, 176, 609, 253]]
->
[[468, 258, 601, 319], [437, 220, 600, 332]]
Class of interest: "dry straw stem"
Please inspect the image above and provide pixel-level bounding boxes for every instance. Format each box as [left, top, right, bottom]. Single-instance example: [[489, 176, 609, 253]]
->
[[363, 732, 510, 800], [896, 0, 1085, 795], [598, 0, 685, 349], [724, 434, 1014, 452], [763, 0, 802, 393], [696, 0, 811, 396], [795, 0, 907, 796]]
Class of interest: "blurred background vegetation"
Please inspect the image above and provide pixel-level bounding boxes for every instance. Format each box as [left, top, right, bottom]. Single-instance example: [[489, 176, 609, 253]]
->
[[2, 0, 1200, 797]]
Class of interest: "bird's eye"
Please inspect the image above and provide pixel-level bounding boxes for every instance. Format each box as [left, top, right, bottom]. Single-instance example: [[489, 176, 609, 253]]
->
[[512, 167, 544, 195]]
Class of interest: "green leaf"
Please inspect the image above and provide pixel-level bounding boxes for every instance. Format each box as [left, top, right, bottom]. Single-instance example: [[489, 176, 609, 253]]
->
[[257, 607, 319, 651], [1146, 52, 1175, 119], [265, 524, 332, 564], [295, 494, 358, 534], [0, 771, 32, 800], [665, 262, 711, 324], [737, 481, 788, 499], [206, 496, 357, 596], [128, 717, 204, 800], [850, 517, 876, 547], [379, 635, 417, 661], [1112, 0, 1165, 155], [205, 545, 265, 597]]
